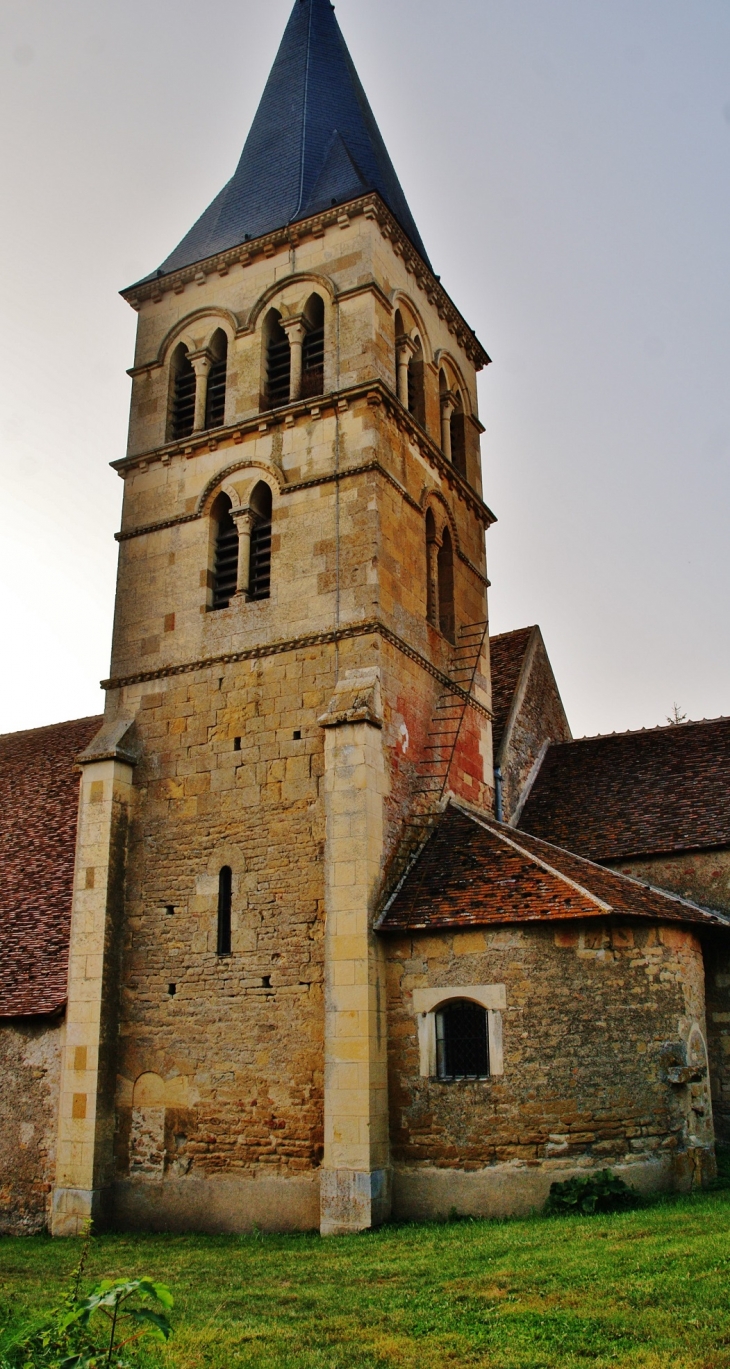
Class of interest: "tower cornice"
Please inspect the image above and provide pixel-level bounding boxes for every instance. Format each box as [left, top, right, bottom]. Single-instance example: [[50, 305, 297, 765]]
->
[[110, 377, 497, 530], [120, 194, 491, 373]]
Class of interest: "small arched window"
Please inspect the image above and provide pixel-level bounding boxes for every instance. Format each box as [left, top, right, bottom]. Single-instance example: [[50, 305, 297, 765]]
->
[[301, 294, 325, 399], [450, 392, 467, 480], [211, 493, 239, 611], [205, 330, 228, 430], [264, 309, 291, 408], [437, 526, 455, 644], [248, 481, 273, 601], [169, 344, 196, 441], [407, 335, 426, 428], [436, 1000, 489, 1080], [217, 866, 232, 956]]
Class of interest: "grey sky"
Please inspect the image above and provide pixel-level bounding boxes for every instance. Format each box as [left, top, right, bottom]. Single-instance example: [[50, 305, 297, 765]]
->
[[0, 0, 728, 738]]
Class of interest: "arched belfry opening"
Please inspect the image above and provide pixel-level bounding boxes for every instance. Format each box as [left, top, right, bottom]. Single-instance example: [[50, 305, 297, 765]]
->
[[407, 335, 426, 428], [437, 526, 455, 644], [169, 343, 196, 441], [450, 392, 467, 479], [211, 493, 239, 611], [205, 330, 228, 430], [301, 294, 325, 399], [248, 481, 273, 601], [425, 507, 438, 628], [264, 309, 291, 408]]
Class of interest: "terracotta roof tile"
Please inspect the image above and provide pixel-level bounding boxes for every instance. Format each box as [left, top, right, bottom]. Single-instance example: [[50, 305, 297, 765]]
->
[[0, 716, 102, 1017], [489, 628, 535, 756], [377, 802, 730, 934], [519, 717, 730, 861]]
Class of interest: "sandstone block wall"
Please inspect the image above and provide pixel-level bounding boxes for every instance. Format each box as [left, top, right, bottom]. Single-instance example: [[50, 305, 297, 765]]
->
[[384, 919, 712, 1209], [0, 1019, 63, 1234], [611, 849, 730, 917]]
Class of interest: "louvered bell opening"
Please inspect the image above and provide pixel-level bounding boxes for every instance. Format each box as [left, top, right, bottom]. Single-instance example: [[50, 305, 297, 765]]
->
[[212, 514, 239, 611], [171, 365, 196, 440], [301, 326, 324, 399], [266, 337, 291, 407], [205, 359, 227, 429], [248, 519, 272, 601]]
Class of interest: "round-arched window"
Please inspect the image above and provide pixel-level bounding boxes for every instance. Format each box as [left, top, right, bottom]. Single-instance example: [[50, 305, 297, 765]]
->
[[436, 999, 489, 1080]]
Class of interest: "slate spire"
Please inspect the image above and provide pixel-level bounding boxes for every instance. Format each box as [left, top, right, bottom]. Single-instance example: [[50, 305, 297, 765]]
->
[[152, 0, 430, 278]]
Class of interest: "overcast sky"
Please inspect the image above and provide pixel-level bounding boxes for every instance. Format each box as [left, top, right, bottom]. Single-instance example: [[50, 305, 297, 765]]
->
[[0, 0, 728, 739]]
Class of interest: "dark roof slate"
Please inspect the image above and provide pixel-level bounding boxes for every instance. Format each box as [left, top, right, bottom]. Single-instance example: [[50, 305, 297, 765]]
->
[[489, 627, 535, 757], [0, 716, 102, 1017], [146, 0, 429, 282], [378, 803, 730, 934], [519, 717, 730, 862]]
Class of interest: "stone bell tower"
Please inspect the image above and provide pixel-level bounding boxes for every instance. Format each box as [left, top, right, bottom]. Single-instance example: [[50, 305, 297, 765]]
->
[[51, 0, 496, 1238]]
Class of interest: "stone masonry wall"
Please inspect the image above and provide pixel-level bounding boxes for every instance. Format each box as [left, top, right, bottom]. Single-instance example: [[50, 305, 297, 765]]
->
[[500, 635, 571, 824], [611, 849, 730, 917], [0, 1018, 63, 1234], [385, 919, 710, 1185]]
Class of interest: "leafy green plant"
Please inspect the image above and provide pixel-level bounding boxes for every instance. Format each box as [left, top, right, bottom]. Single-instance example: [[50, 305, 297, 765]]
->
[[545, 1169, 641, 1216], [0, 1233, 172, 1369]]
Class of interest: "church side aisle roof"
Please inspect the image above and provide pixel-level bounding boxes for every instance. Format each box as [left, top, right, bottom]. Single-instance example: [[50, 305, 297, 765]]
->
[[377, 802, 730, 933], [518, 717, 730, 862], [143, 0, 430, 284], [0, 715, 102, 1018]]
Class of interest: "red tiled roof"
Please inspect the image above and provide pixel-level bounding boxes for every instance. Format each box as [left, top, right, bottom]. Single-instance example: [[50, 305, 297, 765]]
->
[[0, 716, 102, 1017], [377, 802, 730, 934], [519, 717, 730, 861], [489, 627, 535, 756]]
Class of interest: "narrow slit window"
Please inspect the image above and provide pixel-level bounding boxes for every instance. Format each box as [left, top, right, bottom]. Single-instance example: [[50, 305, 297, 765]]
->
[[437, 527, 456, 644], [265, 310, 291, 408], [211, 495, 239, 611], [205, 330, 228, 430], [301, 294, 325, 399], [450, 399, 467, 479], [170, 345, 196, 441], [217, 866, 232, 956], [248, 482, 273, 601], [436, 1000, 489, 1080], [407, 336, 426, 428]]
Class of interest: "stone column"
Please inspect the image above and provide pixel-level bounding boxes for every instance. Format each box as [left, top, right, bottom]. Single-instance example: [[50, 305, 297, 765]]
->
[[51, 718, 137, 1237], [282, 318, 307, 403], [232, 508, 254, 597], [319, 668, 391, 1235], [396, 335, 416, 408], [440, 390, 456, 461], [189, 350, 213, 432]]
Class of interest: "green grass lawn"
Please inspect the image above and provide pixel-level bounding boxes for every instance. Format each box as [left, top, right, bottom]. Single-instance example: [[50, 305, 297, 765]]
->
[[3, 1188, 730, 1368]]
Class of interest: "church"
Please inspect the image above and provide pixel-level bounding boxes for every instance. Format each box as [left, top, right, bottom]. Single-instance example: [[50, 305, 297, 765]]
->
[[2, 0, 730, 1239]]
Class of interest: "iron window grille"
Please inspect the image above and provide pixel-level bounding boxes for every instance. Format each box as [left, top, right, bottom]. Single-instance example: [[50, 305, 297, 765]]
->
[[436, 1000, 489, 1080]]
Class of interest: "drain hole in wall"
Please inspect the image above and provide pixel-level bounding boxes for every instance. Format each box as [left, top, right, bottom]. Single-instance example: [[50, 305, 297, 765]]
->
[[262, 975, 271, 988], [165, 905, 175, 916], [234, 737, 241, 751], [293, 730, 301, 740], [168, 984, 177, 997]]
